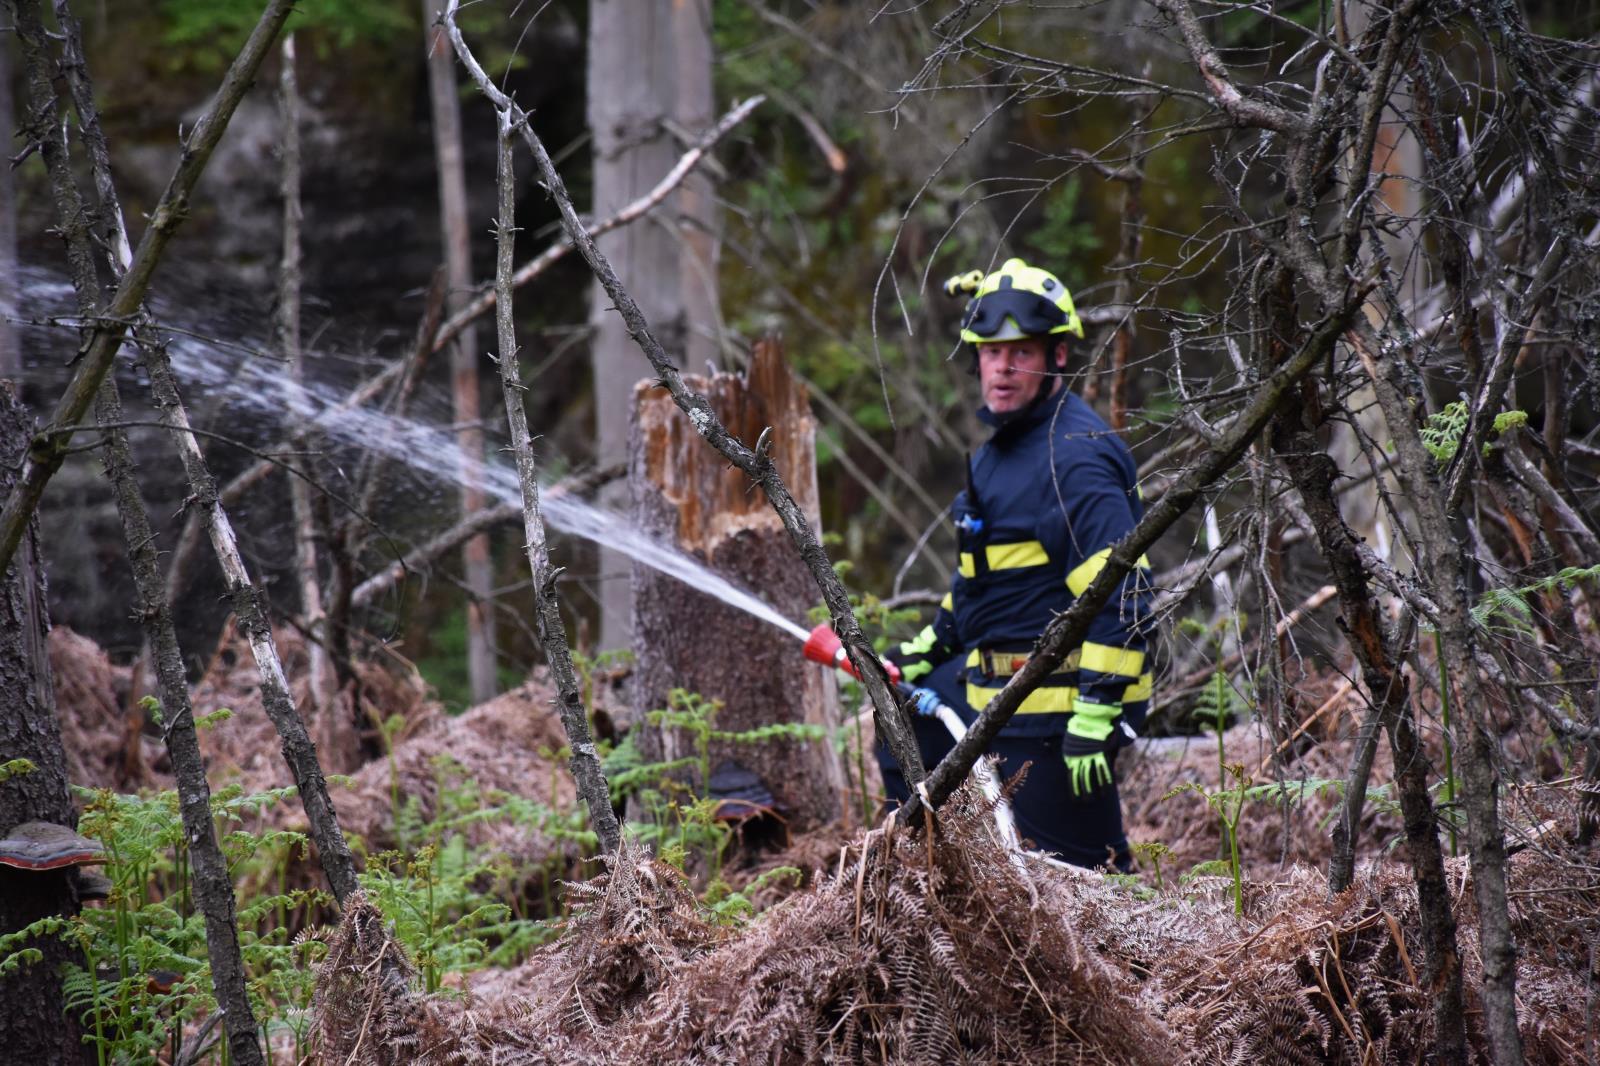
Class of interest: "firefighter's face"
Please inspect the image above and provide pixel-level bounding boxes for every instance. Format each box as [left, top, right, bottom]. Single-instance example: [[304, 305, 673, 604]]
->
[[976, 338, 1063, 414]]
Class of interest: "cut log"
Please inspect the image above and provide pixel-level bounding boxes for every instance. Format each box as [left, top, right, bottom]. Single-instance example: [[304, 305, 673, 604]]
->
[[629, 338, 845, 832]]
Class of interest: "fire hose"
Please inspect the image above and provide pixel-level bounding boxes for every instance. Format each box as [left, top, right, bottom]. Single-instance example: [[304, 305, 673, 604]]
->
[[802, 624, 1025, 863]]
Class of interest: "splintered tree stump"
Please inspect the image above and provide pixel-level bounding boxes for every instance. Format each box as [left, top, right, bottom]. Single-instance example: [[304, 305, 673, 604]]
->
[[630, 338, 845, 832]]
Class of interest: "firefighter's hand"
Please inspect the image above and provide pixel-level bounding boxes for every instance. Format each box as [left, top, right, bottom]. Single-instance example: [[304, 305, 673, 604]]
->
[[1062, 698, 1120, 797], [886, 637, 940, 683], [904, 687, 942, 718]]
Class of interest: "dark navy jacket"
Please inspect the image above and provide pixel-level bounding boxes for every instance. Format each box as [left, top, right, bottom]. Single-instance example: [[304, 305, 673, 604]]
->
[[911, 387, 1154, 738]]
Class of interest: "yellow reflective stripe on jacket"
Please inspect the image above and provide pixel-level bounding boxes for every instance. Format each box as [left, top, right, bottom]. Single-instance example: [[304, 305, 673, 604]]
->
[[986, 540, 1049, 569], [966, 672, 1153, 713], [1065, 547, 1152, 596], [940, 593, 954, 612], [967, 682, 1079, 715], [959, 540, 1051, 579], [1079, 642, 1144, 679]]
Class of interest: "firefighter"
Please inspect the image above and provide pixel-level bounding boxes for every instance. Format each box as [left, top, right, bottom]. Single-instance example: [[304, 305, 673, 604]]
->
[[881, 257, 1154, 871]]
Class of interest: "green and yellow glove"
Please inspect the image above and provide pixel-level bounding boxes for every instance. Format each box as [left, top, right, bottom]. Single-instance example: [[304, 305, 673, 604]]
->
[[1061, 698, 1120, 797], [886, 625, 951, 684]]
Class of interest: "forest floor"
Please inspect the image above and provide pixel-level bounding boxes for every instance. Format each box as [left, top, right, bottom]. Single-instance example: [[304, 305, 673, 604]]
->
[[51, 624, 1600, 1064]]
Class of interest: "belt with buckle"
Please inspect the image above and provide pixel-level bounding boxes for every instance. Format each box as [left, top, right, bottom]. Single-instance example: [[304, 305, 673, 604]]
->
[[970, 646, 1080, 680]]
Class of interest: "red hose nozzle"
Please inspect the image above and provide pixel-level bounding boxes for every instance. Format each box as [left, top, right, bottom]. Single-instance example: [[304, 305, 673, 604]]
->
[[803, 623, 902, 684]]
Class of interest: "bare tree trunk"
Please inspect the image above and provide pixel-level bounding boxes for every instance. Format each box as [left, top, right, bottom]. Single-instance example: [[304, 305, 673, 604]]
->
[[142, 337, 361, 902], [1272, 398, 1467, 1062], [0, 33, 16, 379], [0, 383, 86, 1064], [278, 33, 331, 724], [673, 0, 720, 373], [631, 338, 845, 831], [422, 0, 496, 705], [491, 110, 622, 853], [588, 0, 720, 652], [93, 379, 266, 1066]]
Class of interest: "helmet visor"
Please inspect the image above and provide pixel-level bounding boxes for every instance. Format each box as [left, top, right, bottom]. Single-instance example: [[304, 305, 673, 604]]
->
[[961, 289, 1068, 341]]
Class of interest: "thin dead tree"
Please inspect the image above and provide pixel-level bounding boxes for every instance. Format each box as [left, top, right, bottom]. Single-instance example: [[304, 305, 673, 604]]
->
[[441, 2, 926, 787], [12, 3, 269, 1059], [11, 0, 360, 906], [422, 0, 497, 706], [488, 107, 621, 853], [278, 31, 333, 718]]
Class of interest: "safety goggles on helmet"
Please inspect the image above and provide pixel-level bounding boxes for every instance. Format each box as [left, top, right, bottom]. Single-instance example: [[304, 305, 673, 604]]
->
[[960, 289, 1072, 343], [946, 257, 1085, 344]]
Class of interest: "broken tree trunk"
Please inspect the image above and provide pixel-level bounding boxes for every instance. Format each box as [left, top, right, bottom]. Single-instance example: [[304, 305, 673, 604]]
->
[[630, 338, 845, 831]]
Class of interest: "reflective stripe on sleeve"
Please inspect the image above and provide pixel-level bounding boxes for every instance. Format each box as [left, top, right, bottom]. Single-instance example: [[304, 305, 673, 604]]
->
[[1066, 547, 1152, 595]]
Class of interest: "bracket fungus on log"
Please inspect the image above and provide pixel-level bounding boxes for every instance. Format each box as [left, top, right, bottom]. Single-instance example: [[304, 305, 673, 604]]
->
[[0, 821, 107, 871]]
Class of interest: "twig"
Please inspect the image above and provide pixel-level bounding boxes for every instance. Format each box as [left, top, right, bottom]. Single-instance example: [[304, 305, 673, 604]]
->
[[429, 95, 764, 359], [490, 106, 622, 852]]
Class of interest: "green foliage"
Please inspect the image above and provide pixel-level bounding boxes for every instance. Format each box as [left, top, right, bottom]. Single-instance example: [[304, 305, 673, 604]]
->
[[1471, 563, 1600, 634], [0, 757, 35, 783], [1420, 402, 1528, 463], [159, 0, 413, 69], [0, 763, 568, 1062], [605, 688, 822, 915], [1023, 177, 1102, 289], [1168, 763, 1249, 915], [1129, 840, 1172, 892], [1420, 401, 1470, 462]]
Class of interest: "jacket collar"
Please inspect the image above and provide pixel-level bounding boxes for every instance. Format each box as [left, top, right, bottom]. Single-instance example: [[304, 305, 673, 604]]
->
[[977, 381, 1071, 439]]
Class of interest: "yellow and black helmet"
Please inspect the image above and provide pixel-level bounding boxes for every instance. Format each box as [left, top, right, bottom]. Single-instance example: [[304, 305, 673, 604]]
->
[[943, 257, 1083, 344]]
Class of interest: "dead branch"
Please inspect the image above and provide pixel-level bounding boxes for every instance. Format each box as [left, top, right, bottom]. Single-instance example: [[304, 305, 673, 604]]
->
[[490, 107, 621, 853], [429, 95, 764, 359]]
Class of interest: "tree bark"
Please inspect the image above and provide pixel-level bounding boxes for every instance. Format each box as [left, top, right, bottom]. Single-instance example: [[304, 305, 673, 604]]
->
[[141, 336, 361, 902], [0, 382, 86, 1065], [422, 0, 497, 706], [491, 110, 622, 854], [93, 379, 266, 1066], [631, 337, 845, 830], [1271, 401, 1467, 1062], [0, 31, 16, 378], [588, 0, 719, 652], [278, 32, 332, 724]]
